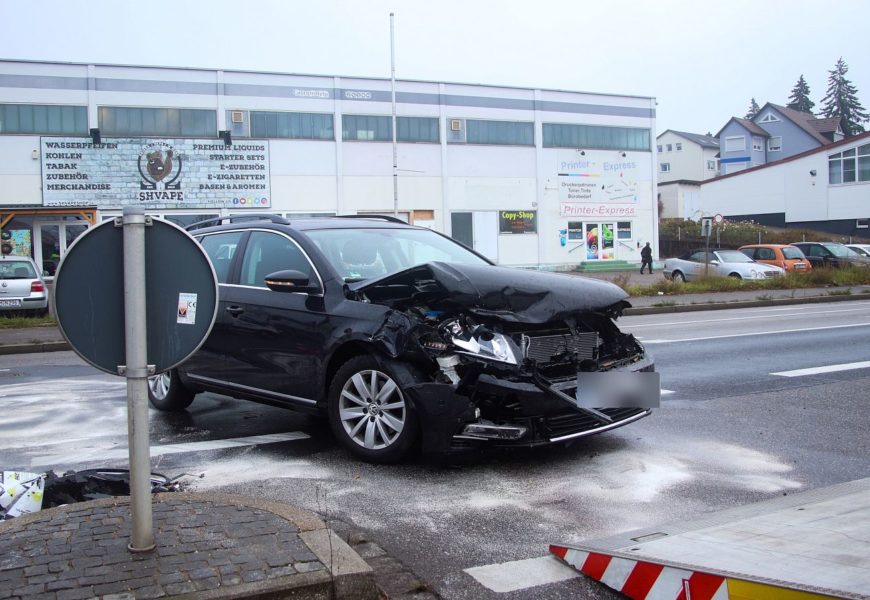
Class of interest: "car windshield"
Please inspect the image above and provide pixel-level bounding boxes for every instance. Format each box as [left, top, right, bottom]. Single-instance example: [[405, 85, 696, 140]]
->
[[0, 260, 36, 279], [715, 250, 753, 263], [823, 243, 857, 258], [305, 227, 490, 282], [850, 246, 870, 257], [782, 247, 805, 260]]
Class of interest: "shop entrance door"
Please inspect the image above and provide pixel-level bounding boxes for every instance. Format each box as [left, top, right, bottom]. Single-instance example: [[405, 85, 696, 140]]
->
[[34, 221, 90, 276], [584, 222, 616, 260]]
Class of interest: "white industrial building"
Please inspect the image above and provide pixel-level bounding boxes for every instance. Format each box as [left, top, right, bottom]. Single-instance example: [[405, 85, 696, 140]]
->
[[0, 59, 658, 274], [698, 130, 870, 236]]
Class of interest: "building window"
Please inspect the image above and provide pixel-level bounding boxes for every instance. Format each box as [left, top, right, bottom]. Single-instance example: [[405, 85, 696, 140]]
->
[[0, 104, 87, 135], [666, 144, 673, 152], [707, 159, 717, 170], [656, 144, 662, 153], [542, 124, 650, 151], [99, 107, 216, 137], [251, 111, 333, 140], [464, 119, 533, 146], [617, 221, 632, 239], [675, 143, 682, 151], [768, 137, 782, 152], [660, 163, 671, 173], [396, 116, 439, 143], [759, 113, 780, 123], [724, 136, 746, 152], [343, 114, 390, 141], [752, 138, 763, 152], [343, 115, 439, 142], [828, 145, 870, 184]]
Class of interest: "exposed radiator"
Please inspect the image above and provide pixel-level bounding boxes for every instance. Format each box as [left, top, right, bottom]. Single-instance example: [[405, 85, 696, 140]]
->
[[521, 331, 598, 362]]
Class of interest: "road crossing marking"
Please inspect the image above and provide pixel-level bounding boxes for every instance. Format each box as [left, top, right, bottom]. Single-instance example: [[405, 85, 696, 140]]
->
[[771, 361, 870, 378], [626, 306, 870, 328], [30, 432, 310, 468], [464, 555, 580, 593]]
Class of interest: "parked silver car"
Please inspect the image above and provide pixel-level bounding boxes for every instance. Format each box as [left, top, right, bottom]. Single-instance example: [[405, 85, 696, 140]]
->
[[663, 249, 785, 282], [847, 244, 870, 258], [0, 255, 49, 315]]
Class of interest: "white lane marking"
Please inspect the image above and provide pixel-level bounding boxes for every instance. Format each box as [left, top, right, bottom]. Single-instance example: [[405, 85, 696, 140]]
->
[[626, 307, 870, 328], [31, 432, 310, 467], [661, 389, 675, 395], [0, 368, 10, 372], [771, 361, 870, 378], [641, 322, 870, 344], [464, 555, 580, 593]]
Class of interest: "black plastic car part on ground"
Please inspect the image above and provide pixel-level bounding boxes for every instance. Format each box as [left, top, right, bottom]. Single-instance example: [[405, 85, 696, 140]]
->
[[147, 214, 654, 463]]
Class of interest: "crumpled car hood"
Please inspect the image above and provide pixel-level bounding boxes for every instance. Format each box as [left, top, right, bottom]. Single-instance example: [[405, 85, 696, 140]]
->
[[348, 261, 630, 323]]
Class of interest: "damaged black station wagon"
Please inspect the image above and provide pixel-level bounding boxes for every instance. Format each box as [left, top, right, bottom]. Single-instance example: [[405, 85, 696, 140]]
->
[[147, 215, 655, 462]]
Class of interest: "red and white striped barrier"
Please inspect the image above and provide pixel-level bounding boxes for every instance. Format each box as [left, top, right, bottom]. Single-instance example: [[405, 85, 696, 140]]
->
[[550, 544, 728, 600]]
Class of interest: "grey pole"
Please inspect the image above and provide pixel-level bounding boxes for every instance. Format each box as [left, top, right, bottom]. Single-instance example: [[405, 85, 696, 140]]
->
[[390, 12, 399, 219], [120, 206, 155, 552]]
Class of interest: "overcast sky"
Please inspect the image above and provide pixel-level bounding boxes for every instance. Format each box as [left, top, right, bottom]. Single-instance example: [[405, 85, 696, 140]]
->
[[2, 0, 868, 136]]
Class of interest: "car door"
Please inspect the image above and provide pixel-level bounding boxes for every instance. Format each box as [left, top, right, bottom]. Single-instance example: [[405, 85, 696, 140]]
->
[[221, 229, 326, 406], [180, 230, 246, 381]]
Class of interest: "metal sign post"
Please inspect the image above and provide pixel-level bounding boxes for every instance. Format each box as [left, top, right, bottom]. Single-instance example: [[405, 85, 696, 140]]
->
[[701, 218, 713, 277], [119, 207, 155, 552]]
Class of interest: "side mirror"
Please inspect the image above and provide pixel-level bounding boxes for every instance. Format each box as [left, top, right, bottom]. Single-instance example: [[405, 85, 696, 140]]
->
[[709, 260, 719, 265], [264, 270, 320, 294]]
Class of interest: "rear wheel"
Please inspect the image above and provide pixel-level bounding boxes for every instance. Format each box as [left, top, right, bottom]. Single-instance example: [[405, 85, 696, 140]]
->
[[328, 355, 418, 463], [147, 369, 195, 411]]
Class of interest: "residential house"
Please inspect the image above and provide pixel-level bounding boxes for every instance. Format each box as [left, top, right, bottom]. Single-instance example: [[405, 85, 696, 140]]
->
[[716, 103, 842, 175], [656, 130, 719, 219]]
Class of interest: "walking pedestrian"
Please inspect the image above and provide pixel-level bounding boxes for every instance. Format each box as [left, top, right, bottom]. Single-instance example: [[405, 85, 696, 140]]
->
[[640, 242, 653, 274]]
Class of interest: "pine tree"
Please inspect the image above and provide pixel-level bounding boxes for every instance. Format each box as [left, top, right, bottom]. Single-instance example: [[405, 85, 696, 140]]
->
[[786, 75, 815, 113], [745, 98, 760, 119], [820, 57, 869, 135]]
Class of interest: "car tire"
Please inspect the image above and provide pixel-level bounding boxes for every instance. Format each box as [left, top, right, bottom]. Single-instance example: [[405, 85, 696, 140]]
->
[[672, 270, 686, 283], [327, 354, 418, 463], [729, 273, 742, 279], [147, 369, 195, 411]]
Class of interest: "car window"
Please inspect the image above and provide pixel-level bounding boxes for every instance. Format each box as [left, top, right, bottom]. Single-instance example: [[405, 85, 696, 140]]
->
[[306, 227, 489, 282], [0, 260, 36, 279], [687, 251, 705, 262], [808, 245, 830, 257], [199, 231, 244, 283], [239, 231, 313, 288], [715, 250, 753, 263], [756, 248, 775, 260], [739, 248, 756, 260], [781, 247, 805, 260], [850, 247, 870, 257], [823, 243, 857, 258]]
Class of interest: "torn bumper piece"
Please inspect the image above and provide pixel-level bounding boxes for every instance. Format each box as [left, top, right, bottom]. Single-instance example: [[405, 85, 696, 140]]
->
[[406, 356, 654, 454]]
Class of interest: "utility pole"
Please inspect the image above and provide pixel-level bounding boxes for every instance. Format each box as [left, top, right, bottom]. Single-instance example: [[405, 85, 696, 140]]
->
[[390, 13, 398, 219]]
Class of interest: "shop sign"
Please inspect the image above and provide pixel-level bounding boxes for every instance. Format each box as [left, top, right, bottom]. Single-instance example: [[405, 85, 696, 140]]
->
[[557, 151, 646, 205], [40, 137, 271, 210], [560, 203, 636, 218], [499, 210, 537, 234]]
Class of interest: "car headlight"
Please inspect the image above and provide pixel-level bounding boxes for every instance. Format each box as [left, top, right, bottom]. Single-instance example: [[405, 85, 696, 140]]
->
[[443, 319, 521, 365]]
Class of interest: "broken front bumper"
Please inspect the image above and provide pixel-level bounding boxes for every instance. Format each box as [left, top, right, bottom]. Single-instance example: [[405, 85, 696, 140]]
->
[[407, 354, 655, 454]]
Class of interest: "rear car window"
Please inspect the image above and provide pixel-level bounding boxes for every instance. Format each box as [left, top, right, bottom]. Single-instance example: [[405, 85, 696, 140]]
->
[[0, 260, 36, 279], [781, 247, 805, 260]]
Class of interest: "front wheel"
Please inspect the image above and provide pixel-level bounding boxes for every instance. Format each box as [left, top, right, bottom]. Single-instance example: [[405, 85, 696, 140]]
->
[[729, 273, 742, 279], [147, 369, 195, 411], [328, 355, 418, 463], [672, 270, 686, 283]]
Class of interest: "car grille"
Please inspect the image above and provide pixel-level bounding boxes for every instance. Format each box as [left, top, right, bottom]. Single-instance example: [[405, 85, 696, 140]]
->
[[763, 271, 781, 279], [544, 407, 648, 439], [521, 331, 598, 363]]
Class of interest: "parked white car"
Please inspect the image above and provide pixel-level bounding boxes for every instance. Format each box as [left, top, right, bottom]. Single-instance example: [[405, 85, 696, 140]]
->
[[0, 255, 49, 315], [847, 244, 870, 258], [663, 249, 785, 282]]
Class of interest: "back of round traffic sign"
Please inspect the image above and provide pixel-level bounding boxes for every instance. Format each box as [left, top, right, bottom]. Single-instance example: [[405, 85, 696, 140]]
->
[[53, 216, 218, 375]]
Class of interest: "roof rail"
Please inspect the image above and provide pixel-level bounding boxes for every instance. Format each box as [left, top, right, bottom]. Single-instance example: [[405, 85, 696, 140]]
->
[[335, 214, 408, 224], [185, 213, 290, 231]]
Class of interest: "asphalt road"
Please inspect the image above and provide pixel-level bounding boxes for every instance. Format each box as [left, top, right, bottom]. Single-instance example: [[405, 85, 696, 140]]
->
[[2, 300, 870, 599]]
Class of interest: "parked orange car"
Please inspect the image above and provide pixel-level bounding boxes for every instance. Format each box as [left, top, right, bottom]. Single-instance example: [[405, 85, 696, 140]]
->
[[738, 244, 812, 272]]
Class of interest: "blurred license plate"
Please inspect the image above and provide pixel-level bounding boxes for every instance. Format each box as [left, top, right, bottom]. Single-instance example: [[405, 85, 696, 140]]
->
[[0, 299, 21, 308], [576, 371, 661, 408], [795, 263, 806, 269]]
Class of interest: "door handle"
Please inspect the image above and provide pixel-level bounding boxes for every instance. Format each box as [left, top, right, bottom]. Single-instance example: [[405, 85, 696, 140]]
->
[[226, 306, 244, 316]]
